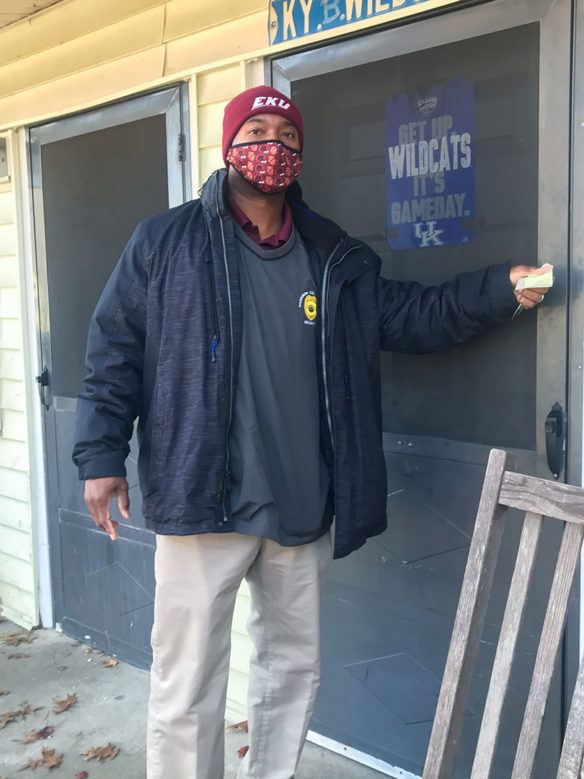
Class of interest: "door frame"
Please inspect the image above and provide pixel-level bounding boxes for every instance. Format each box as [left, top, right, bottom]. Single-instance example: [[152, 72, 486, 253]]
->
[[28, 83, 191, 627], [270, 0, 578, 767]]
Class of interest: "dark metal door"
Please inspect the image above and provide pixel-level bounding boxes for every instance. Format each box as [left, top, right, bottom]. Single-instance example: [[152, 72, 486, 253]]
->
[[274, 0, 571, 775], [30, 86, 190, 667]]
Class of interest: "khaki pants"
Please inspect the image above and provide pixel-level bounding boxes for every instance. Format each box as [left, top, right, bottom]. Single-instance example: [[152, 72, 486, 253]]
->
[[147, 531, 332, 779]]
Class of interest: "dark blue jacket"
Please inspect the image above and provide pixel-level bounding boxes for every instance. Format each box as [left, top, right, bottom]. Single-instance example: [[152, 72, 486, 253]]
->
[[73, 169, 517, 558]]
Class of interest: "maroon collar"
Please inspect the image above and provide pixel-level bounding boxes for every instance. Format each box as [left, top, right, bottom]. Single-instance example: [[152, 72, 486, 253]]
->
[[228, 197, 293, 248]]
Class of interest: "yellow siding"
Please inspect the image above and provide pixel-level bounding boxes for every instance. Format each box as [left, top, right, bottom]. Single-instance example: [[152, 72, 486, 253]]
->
[[1, 524, 32, 562], [0, 223, 16, 256], [198, 148, 224, 187], [198, 101, 230, 149], [0, 48, 166, 129], [197, 64, 242, 105], [164, 12, 266, 77], [0, 439, 28, 472], [0, 378, 26, 412], [0, 580, 35, 626], [0, 318, 22, 349], [164, 0, 265, 41], [0, 347, 25, 380], [0, 0, 162, 68], [1, 409, 26, 441], [0, 256, 19, 287], [0, 494, 31, 531], [0, 1, 269, 130], [0, 192, 13, 223], [0, 142, 36, 629], [0, 7, 165, 97]]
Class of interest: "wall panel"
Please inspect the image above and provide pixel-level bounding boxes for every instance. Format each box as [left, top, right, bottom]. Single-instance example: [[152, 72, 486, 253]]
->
[[0, 162, 36, 628]]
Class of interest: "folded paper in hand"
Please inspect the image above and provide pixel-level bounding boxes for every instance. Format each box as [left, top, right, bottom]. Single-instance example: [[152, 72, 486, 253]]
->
[[515, 263, 554, 290]]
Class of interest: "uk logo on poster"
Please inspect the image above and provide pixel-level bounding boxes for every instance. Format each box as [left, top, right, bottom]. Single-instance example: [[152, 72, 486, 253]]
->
[[385, 78, 476, 250]]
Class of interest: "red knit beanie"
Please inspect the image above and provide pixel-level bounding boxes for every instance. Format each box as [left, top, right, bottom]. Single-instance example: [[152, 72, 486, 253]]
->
[[222, 86, 304, 165]]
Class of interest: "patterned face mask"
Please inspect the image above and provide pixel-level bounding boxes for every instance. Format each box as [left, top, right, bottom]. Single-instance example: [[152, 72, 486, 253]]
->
[[227, 140, 303, 194]]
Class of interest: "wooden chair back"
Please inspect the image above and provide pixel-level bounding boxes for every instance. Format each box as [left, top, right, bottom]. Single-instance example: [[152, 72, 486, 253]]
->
[[422, 448, 584, 779]]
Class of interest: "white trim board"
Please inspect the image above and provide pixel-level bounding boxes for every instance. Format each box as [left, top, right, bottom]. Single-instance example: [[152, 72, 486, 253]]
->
[[16, 126, 53, 628]]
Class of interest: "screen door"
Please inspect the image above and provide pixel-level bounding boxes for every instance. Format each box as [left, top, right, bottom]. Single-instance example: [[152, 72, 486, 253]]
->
[[30, 85, 190, 667], [274, 0, 571, 775]]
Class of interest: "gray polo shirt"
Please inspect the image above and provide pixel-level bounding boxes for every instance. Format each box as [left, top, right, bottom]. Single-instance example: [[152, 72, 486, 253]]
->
[[228, 223, 331, 546]]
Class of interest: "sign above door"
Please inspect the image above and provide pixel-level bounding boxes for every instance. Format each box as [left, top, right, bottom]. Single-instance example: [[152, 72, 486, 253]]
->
[[269, 0, 465, 46]]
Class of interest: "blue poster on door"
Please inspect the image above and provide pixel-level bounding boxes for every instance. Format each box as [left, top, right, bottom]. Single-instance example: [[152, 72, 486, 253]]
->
[[385, 79, 475, 250]]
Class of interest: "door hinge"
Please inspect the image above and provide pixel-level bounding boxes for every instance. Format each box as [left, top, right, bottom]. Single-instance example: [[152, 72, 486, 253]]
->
[[178, 133, 186, 163]]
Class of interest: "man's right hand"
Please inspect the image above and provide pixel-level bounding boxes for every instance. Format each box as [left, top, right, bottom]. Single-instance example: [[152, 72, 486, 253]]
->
[[84, 477, 130, 540]]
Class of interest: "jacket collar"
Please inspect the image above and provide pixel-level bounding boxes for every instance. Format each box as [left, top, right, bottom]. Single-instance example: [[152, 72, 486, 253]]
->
[[201, 169, 346, 257], [200, 169, 231, 219]]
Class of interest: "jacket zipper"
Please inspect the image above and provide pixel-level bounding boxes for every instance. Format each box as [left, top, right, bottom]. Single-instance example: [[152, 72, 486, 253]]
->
[[205, 261, 220, 362], [217, 192, 234, 520], [321, 243, 359, 451]]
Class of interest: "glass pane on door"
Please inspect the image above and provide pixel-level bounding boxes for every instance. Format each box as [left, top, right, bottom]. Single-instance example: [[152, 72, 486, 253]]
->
[[292, 24, 562, 777]]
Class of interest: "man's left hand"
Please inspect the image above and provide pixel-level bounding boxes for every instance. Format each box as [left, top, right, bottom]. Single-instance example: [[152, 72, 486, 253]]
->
[[509, 265, 550, 310]]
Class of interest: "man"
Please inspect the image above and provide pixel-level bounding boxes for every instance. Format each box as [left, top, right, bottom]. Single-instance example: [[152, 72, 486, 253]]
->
[[73, 86, 547, 779]]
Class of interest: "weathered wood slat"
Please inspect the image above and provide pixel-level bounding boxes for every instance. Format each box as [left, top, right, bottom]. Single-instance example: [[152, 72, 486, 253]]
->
[[470, 511, 543, 779], [422, 448, 514, 779], [511, 521, 584, 779], [556, 656, 584, 779], [499, 471, 584, 524]]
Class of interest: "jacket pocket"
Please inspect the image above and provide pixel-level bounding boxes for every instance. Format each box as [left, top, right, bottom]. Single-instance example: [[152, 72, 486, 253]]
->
[[147, 384, 170, 493]]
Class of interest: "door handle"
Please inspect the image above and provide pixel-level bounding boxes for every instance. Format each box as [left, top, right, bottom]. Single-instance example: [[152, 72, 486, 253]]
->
[[545, 402, 566, 479], [35, 366, 50, 410]]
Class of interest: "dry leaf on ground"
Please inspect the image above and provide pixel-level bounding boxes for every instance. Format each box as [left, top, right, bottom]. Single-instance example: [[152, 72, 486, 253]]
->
[[52, 693, 77, 714], [18, 725, 54, 743], [0, 703, 41, 729], [1, 630, 35, 647], [238, 745, 249, 758], [227, 720, 248, 732], [19, 747, 62, 771], [101, 658, 118, 668], [7, 653, 31, 660], [75, 772, 89, 779], [82, 742, 119, 762]]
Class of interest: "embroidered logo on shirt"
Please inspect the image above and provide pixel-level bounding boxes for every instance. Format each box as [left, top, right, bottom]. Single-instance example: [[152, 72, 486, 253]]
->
[[298, 290, 317, 326]]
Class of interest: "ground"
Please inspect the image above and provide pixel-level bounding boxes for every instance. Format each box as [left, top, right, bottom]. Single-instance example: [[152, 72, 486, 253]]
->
[[0, 620, 387, 778]]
